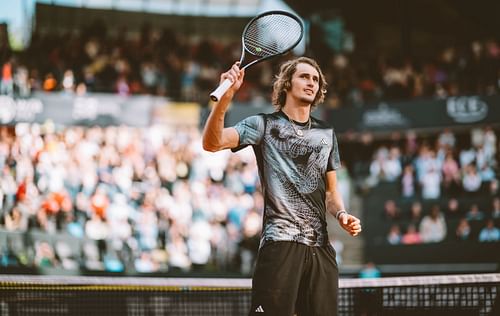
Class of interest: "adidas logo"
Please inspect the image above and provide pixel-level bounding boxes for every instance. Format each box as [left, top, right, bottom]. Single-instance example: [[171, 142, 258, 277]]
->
[[255, 305, 264, 313], [321, 138, 328, 145]]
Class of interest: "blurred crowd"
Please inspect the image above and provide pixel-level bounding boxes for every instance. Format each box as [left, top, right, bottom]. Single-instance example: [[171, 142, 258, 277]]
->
[[383, 197, 500, 245], [0, 21, 499, 106], [0, 123, 269, 274], [349, 126, 500, 245], [3, 120, 498, 274]]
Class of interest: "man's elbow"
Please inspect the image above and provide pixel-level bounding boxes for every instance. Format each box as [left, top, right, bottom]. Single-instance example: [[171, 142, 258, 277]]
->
[[202, 140, 220, 152], [203, 145, 218, 152]]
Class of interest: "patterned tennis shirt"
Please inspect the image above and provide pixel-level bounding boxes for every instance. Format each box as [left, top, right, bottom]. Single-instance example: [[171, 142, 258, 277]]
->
[[233, 111, 341, 248]]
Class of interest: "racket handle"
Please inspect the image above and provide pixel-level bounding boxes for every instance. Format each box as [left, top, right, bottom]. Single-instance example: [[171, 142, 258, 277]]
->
[[210, 79, 234, 102]]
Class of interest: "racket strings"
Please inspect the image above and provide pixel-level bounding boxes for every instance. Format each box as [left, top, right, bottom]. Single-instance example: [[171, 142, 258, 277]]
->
[[245, 21, 300, 54], [244, 14, 302, 57]]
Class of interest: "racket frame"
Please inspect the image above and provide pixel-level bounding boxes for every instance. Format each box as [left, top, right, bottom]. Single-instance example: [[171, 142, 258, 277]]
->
[[239, 10, 304, 70], [210, 10, 304, 102]]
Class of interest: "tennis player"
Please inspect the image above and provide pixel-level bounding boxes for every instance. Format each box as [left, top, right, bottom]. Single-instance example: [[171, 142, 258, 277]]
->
[[202, 56, 362, 316]]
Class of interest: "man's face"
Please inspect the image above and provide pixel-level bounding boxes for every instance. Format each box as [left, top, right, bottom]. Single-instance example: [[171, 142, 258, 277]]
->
[[287, 62, 320, 106]]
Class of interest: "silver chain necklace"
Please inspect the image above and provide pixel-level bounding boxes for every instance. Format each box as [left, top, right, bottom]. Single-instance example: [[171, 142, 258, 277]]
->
[[288, 116, 311, 137]]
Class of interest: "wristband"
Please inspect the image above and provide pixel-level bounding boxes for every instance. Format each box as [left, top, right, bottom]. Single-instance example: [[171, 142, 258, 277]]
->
[[335, 210, 347, 220]]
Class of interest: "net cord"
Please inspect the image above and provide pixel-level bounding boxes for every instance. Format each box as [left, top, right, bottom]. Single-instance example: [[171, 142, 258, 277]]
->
[[1, 273, 499, 289]]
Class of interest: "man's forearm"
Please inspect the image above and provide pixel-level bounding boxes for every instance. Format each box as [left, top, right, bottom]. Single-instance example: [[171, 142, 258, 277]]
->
[[202, 97, 231, 151], [326, 191, 346, 218]]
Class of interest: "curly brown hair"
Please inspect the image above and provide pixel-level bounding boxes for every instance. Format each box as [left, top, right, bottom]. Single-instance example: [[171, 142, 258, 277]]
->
[[271, 57, 327, 111]]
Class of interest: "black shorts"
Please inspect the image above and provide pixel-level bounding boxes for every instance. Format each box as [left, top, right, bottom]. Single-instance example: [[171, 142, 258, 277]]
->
[[248, 241, 339, 316]]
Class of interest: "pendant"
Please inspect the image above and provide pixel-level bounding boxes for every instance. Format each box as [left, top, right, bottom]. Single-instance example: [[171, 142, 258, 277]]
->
[[296, 129, 304, 137]]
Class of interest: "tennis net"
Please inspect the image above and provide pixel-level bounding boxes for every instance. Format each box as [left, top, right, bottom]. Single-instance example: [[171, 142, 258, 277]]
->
[[0, 273, 498, 315]]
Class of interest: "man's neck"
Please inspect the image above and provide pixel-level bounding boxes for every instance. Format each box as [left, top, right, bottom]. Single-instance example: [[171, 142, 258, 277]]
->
[[281, 104, 311, 123]]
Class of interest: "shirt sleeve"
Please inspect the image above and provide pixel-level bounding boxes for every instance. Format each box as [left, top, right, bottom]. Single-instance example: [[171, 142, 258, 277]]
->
[[231, 114, 266, 152], [327, 129, 341, 171]]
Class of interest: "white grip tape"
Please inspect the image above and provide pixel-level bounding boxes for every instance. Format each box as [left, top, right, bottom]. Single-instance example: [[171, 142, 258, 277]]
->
[[210, 79, 234, 102]]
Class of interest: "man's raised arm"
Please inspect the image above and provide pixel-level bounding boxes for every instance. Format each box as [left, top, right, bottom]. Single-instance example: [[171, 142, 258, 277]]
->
[[202, 62, 245, 152]]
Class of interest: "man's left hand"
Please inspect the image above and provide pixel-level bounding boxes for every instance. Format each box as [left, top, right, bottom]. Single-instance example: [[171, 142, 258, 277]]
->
[[338, 213, 362, 236]]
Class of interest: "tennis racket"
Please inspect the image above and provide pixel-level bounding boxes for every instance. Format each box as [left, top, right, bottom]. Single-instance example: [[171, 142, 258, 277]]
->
[[210, 10, 304, 102]]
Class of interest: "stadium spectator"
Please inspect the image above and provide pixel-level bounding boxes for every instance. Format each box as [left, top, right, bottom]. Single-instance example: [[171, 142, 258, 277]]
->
[[465, 204, 485, 222], [419, 205, 447, 243], [0, 58, 13, 96], [444, 198, 461, 219], [368, 146, 402, 184], [3, 207, 26, 231], [0, 240, 22, 267], [85, 213, 110, 260], [455, 218, 471, 241], [187, 219, 213, 271], [409, 201, 423, 225], [492, 197, 500, 222], [384, 199, 401, 220], [359, 261, 381, 279], [482, 126, 497, 158], [462, 164, 482, 195], [103, 250, 125, 273], [441, 151, 461, 195], [34, 241, 58, 268], [167, 230, 192, 272], [401, 164, 416, 199], [401, 224, 422, 245], [414, 146, 440, 184], [437, 128, 456, 149], [420, 166, 442, 200], [478, 219, 500, 242], [134, 251, 159, 273], [489, 179, 499, 196], [384, 146, 403, 181], [459, 146, 476, 170], [387, 224, 402, 245]]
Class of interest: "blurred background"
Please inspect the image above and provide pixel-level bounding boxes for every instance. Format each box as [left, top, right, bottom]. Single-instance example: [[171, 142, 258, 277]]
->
[[0, 0, 499, 280]]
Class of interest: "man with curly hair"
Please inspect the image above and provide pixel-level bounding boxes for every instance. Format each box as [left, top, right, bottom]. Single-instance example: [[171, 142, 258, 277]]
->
[[203, 56, 362, 316]]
